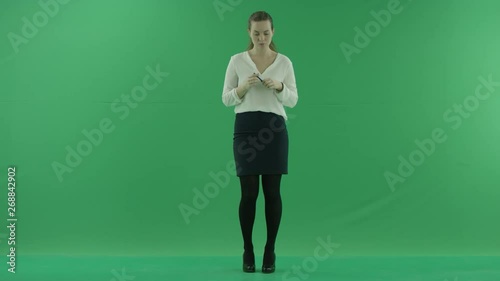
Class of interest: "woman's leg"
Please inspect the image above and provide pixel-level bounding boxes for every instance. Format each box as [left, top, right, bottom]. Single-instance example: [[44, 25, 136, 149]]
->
[[262, 174, 283, 254], [239, 175, 260, 253]]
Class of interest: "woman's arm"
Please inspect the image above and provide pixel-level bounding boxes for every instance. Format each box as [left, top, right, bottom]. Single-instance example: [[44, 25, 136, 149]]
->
[[222, 56, 245, 107], [274, 61, 298, 108], [235, 84, 249, 99]]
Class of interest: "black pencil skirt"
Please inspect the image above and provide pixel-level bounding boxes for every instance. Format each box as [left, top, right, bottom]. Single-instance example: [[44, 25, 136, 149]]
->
[[233, 111, 289, 176]]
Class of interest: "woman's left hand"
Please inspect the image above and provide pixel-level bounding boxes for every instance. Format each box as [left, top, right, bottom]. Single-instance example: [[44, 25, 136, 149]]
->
[[262, 78, 283, 91]]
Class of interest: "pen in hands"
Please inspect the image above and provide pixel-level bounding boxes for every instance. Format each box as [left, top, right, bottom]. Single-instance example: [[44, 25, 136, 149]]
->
[[241, 73, 282, 94], [242, 73, 262, 91]]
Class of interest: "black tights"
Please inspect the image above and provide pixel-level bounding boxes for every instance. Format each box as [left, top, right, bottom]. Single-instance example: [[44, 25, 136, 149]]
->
[[239, 174, 282, 254]]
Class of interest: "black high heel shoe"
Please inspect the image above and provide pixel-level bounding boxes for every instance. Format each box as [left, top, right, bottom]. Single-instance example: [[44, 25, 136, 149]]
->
[[243, 251, 255, 273], [262, 251, 276, 273]]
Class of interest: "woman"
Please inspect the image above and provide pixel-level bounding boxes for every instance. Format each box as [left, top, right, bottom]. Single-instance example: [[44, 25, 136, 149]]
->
[[221, 11, 298, 273]]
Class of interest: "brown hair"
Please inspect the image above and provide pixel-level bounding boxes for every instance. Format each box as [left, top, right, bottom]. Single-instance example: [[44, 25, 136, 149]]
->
[[246, 11, 277, 52]]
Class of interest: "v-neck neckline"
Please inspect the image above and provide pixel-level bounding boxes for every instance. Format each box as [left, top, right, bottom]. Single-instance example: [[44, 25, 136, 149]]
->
[[246, 50, 280, 75]]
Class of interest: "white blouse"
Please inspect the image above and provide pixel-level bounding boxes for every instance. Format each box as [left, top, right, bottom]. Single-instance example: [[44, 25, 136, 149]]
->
[[221, 51, 298, 121]]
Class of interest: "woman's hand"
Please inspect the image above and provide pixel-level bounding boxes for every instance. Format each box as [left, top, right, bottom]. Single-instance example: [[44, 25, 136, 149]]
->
[[262, 78, 283, 91], [243, 73, 262, 91]]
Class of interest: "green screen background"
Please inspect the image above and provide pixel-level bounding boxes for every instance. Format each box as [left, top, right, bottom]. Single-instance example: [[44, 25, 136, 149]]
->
[[1, 0, 499, 259]]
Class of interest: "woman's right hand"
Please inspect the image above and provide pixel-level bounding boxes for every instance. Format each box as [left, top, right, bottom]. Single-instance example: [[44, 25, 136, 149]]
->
[[243, 73, 261, 91]]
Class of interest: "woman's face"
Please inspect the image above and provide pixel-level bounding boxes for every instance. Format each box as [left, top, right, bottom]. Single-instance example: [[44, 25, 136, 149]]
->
[[248, 20, 274, 48]]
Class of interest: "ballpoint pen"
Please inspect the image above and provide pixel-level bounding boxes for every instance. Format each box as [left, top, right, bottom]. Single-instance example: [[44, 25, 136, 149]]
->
[[254, 73, 263, 82]]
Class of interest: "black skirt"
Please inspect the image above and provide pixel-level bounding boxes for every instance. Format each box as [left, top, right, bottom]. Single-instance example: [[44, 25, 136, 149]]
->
[[233, 111, 289, 176]]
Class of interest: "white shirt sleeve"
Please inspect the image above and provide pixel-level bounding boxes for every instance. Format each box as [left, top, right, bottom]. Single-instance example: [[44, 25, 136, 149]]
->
[[222, 56, 243, 107], [273, 60, 298, 108]]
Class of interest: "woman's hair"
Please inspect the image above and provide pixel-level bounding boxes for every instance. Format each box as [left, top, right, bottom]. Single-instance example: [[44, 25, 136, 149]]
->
[[246, 11, 277, 52]]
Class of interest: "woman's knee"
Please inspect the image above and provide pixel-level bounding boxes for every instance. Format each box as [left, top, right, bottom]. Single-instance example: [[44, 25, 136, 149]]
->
[[240, 175, 259, 201]]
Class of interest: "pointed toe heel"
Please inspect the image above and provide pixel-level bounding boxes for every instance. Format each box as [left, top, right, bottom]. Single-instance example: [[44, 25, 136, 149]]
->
[[242, 251, 255, 273], [262, 252, 276, 273], [243, 263, 255, 273]]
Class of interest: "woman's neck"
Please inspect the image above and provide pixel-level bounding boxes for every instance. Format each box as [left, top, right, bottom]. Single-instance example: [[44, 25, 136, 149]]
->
[[249, 47, 273, 57]]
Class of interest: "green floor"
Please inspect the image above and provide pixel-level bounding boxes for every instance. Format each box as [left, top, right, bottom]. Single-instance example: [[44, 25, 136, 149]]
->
[[0, 256, 499, 281]]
